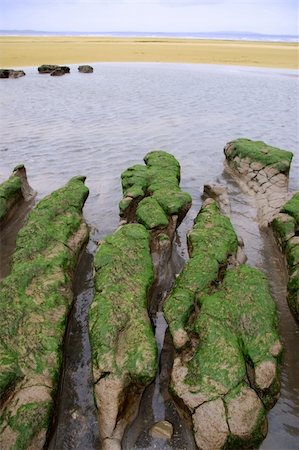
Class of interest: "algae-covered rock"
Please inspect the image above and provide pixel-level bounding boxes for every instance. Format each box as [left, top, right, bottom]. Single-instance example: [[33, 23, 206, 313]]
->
[[272, 192, 299, 320], [119, 151, 192, 230], [224, 138, 294, 226], [0, 165, 33, 226], [164, 200, 281, 449], [89, 223, 157, 445], [0, 176, 89, 450], [164, 200, 239, 349]]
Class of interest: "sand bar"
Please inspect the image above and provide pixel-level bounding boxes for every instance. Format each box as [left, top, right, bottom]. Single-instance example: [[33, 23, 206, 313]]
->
[[0, 36, 298, 69]]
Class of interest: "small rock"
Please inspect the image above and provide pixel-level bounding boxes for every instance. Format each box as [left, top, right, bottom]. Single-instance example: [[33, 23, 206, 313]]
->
[[0, 69, 10, 78], [149, 421, 173, 440], [38, 64, 60, 73], [0, 69, 26, 78], [78, 64, 94, 73], [50, 68, 66, 76]]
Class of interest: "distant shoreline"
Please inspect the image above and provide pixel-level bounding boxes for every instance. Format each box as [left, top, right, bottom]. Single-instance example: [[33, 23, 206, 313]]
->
[[0, 36, 298, 69], [1, 30, 298, 42]]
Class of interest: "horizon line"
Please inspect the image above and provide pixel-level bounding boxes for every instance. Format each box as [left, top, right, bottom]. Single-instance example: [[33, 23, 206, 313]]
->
[[0, 29, 298, 37]]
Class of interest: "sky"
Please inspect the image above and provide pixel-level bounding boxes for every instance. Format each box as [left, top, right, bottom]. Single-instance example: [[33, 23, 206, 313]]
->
[[0, 0, 298, 35]]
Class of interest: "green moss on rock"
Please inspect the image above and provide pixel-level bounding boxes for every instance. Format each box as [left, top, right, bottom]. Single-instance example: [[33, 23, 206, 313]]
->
[[90, 223, 157, 383], [136, 197, 169, 229], [0, 174, 22, 221], [164, 200, 238, 339], [119, 151, 192, 227], [2, 401, 53, 450], [0, 176, 89, 448], [164, 199, 281, 448], [272, 214, 296, 248], [281, 192, 299, 223], [272, 192, 299, 320], [183, 265, 280, 405], [224, 138, 293, 173]]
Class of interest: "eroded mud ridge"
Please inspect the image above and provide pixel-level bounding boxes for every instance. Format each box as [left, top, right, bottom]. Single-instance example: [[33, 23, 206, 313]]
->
[[0, 177, 89, 449], [224, 138, 293, 226], [89, 151, 192, 449], [164, 199, 282, 449], [0, 164, 34, 228], [0, 142, 297, 449], [272, 192, 299, 320], [224, 138, 298, 323]]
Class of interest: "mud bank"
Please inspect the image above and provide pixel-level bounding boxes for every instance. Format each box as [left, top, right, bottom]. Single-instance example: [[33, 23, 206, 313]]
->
[[0, 165, 34, 228], [272, 193, 299, 320], [224, 138, 293, 227], [0, 177, 89, 449], [164, 199, 282, 450]]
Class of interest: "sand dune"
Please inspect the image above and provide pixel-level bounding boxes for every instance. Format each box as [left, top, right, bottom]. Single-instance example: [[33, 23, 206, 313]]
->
[[0, 36, 298, 69]]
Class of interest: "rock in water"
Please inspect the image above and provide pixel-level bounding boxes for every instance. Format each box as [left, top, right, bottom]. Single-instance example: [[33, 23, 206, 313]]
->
[[119, 150, 192, 229], [0, 69, 10, 78], [78, 65, 94, 73], [50, 68, 66, 76], [0, 164, 34, 227], [38, 65, 70, 75], [149, 421, 173, 440], [38, 64, 60, 73], [0, 176, 89, 450], [89, 224, 157, 445], [164, 199, 282, 449], [0, 69, 26, 78], [272, 192, 299, 320], [224, 138, 293, 226]]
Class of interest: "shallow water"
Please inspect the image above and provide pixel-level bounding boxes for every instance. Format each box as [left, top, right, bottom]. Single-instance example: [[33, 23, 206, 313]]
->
[[0, 63, 298, 449]]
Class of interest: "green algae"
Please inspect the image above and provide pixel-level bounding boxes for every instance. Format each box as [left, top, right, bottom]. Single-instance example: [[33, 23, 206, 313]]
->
[[164, 200, 238, 337], [0, 174, 22, 221], [281, 192, 299, 223], [272, 192, 299, 320], [136, 197, 169, 229], [119, 150, 192, 227], [185, 265, 280, 400], [1, 401, 53, 450], [225, 138, 293, 173], [272, 215, 296, 248], [0, 176, 89, 448], [187, 312, 246, 397], [90, 223, 157, 383], [163, 199, 281, 448]]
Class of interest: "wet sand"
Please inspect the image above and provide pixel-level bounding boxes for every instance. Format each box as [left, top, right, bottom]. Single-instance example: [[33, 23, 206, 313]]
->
[[0, 36, 298, 69]]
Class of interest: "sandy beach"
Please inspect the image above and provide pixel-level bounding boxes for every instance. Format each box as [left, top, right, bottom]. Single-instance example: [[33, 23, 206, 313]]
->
[[0, 36, 298, 69]]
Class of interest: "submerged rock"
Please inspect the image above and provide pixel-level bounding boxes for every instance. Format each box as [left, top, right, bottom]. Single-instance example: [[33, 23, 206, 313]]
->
[[0, 69, 26, 78], [272, 192, 299, 320], [78, 65, 94, 73], [149, 421, 174, 440], [89, 224, 157, 447], [224, 138, 293, 226], [0, 176, 89, 450], [164, 199, 282, 449], [0, 165, 34, 227]]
